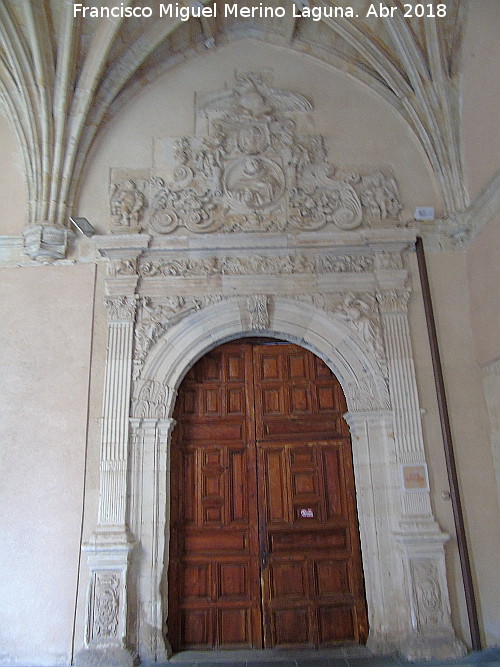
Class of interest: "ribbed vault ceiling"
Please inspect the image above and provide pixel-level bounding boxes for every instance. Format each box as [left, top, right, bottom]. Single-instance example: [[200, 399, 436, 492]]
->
[[0, 0, 468, 230]]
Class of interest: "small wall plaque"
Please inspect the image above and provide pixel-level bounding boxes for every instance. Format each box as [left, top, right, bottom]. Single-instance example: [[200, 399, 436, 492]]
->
[[401, 463, 429, 492], [300, 508, 314, 518]]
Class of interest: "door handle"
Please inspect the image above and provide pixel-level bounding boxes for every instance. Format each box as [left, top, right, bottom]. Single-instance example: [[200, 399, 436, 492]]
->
[[261, 551, 268, 569]]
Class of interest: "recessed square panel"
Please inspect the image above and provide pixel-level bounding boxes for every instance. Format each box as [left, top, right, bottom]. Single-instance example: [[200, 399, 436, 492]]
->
[[291, 449, 315, 466], [317, 386, 336, 411], [290, 386, 310, 413], [227, 388, 244, 414], [182, 563, 209, 599], [218, 608, 251, 646], [318, 606, 355, 642], [181, 609, 210, 646], [204, 506, 223, 522], [314, 357, 332, 378], [315, 559, 350, 596], [203, 474, 222, 497], [204, 356, 222, 381], [292, 471, 317, 495], [273, 608, 309, 645], [183, 389, 196, 414], [227, 354, 245, 381], [271, 561, 307, 597], [289, 353, 308, 379], [219, 563, 249, 599], [261, 355, 280, 380], [205, 388, 221, 414], [262, 388, 283, 414]]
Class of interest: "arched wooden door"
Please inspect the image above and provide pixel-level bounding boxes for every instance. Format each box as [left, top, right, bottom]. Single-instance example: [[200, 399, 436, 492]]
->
[[167, 341, 368, 651]]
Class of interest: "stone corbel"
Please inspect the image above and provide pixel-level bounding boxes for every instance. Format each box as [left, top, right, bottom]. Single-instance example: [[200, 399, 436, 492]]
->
[[23, 222, 74, 262]]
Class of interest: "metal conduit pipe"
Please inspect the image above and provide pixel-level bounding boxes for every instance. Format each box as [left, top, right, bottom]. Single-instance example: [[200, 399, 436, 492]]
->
[[415, 236, 481, 651]]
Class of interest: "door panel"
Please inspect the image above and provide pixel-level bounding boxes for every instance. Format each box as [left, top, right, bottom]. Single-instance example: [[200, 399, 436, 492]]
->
[[168, 342, 367, 651]]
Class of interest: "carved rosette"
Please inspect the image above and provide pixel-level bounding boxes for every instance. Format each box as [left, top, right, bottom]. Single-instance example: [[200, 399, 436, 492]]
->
[[109, 73, 403, 236]]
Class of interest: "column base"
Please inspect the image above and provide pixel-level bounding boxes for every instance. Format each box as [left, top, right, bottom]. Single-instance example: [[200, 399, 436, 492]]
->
[[75, 647, 139, 667], [399, 632, 467, 662]]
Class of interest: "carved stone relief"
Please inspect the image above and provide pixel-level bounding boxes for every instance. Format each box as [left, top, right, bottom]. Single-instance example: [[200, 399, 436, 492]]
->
[[138, 253, 374, 277], [132, 294, 224, 380], [109, 73, 403, 235], [88, 572, 121, 645], [247, 294, 269, 330], [411, 560, 446, 630]]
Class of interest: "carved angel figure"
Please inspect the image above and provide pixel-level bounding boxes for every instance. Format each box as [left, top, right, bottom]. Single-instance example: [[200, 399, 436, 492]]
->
[[110, 180, 146, 228], [360, 172, 402, 221], [336, 294, 381, 355]]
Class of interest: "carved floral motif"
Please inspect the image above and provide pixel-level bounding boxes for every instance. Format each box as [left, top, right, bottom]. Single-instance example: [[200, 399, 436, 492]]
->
[[248, 295, 269, 330], [109, 73, 403, 235], [132, 295, 225, 380], [138, 254, 374, 277], [131, 379, 174, 420], [104, 295, 137, 321]]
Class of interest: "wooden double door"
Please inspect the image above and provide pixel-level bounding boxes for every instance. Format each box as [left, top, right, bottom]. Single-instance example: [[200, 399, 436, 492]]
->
[[168, 342, 368, 651]]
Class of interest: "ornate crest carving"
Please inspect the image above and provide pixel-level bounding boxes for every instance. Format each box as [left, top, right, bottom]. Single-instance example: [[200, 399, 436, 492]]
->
[[109, 73, 403, 235]]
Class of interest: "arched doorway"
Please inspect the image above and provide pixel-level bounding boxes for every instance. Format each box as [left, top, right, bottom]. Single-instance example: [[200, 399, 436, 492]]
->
[[167, 339, 368, 651]]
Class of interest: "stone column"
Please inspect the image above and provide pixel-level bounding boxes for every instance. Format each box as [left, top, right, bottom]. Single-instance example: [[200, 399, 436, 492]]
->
[[129, 414, 176, 662], [78, 294, 139, 667], [344, 410, 407, 654], [376, 290, 465, 660]]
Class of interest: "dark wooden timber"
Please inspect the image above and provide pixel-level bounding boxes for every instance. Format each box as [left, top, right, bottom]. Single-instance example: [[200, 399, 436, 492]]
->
[[415, 236, 481, 651]]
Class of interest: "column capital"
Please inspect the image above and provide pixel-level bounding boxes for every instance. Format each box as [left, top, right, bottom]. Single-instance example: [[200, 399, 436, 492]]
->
[[376, 289, 411, 314], [104, 295, 138, 322]]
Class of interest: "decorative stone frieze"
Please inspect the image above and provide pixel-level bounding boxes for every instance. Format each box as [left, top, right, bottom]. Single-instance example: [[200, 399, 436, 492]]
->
[[109, 73, 403, 237], [138, 253, 375, 276]]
